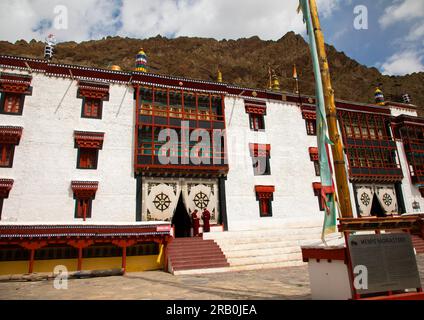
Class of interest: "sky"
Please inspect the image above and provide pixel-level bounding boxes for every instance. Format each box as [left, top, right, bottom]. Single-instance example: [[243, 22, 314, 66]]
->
[[0, 0, 423, 76]]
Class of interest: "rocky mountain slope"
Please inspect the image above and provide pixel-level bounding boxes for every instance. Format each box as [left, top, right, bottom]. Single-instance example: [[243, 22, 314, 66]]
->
[[1, 32, 423, 114]]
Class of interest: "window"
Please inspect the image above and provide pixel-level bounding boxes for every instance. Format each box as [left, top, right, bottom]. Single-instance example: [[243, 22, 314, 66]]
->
[[74, 131, 104, 170], [305, 119, 317, 136], [245, 101, 267, 131], [0, 144, 14, 168], [77, 81, 109, 119], [313, 161, 321, 176], [0, 179, 14, 220], [312, 183, 325, 211], [71, 181, 98, 221], [75, 198, 92, 220], [77, 148, 98, 169], [309, 147, 320, 176], [1, 93, 23, 115], [0, 127, 22, 168], [250, 144, 271, 176], [249, 114, 265, 131], [82, 98, 102, 119], [255, 186, 275, 217]]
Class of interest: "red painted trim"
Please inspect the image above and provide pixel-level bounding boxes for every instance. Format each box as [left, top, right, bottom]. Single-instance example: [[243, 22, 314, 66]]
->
[[74, 131, 105, 149], [249, 143, 271, 157], [255, 185, 275, 194], [0, 126, 23, 145], [0, 179, 14, 199], [301, 247, 347, 263], [360, 292, 424, 300], [309, 147, 319, 161], [0, 73, 32, 94], [71, 181, 99, 200]]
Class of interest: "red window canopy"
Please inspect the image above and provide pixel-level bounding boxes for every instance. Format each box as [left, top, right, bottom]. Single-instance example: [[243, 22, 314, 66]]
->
[[249, 143, 271, 157], [312, 182, 335, 196], [77, 80, 110, 100], [309, 147, 319, 161], [255, 185, 275, 199], [0, 126, 23, 145], [71, 181, 99, 200], [301, 106, 316, 120], [0, 73, 32, 94], [245, 100, 267, 115], [0, 179, 14, 198], [74, 131, 104, 149]]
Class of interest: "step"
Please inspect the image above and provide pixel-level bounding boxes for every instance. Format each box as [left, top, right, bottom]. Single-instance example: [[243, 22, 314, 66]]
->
[[215, 239, 311, 251], [227, 253, 302, 266], [172, 260, 307, 275], [222, 246, 300, 258], [168, 248, 224, 258], [170, 255, 228, 264], [172, 261, 230, 271], [203, 227, 323, 240], [168, 248, 224, 256], [168, 240, 218, 247], [210, 233, 322, 245]]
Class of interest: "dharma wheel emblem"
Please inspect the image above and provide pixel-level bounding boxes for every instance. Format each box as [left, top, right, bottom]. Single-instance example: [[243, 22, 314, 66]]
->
[[360, 193, 370, 206], [383, 193, 392, 206], [153, 193, 171, 212], [194, 192, 210, 210]]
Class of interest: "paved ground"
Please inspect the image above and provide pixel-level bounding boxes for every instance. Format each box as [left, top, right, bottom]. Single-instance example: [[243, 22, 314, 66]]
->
[[0, 255, 423, 300]]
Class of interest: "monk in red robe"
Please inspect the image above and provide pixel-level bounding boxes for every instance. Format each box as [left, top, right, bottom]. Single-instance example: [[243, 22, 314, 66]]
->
[[201, 208, 211, 233], [192, 209, 200, 237]]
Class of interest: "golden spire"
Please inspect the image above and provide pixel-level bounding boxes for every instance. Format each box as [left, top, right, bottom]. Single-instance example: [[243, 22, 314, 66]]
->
[[271, 71, 280, 91], [217, 69, 223, 83]]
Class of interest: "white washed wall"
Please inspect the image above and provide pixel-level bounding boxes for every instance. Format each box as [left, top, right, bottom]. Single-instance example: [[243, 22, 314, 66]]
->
[[224, 97, 323, 231], [0, 68, 136, 223]]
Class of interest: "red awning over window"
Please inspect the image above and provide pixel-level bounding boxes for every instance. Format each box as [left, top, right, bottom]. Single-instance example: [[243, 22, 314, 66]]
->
[[77, 80, 110, 100], [301, 106, 316, 120], [0, 126, 23, 145], [74, 131, 105, 149], [71, 181, 99, 200], [249, 143, 271, 157], [0, 179, 14, 198], [245, 100, 267, 115], [0, 73, 32, 94], [309, 147, 319, 161], [255, 185, 275, 199]]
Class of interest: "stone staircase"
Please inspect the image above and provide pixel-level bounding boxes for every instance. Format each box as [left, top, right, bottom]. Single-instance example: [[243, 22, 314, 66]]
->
[[412, 235, 424, 254], [167, 237, 230, 275], [189, 223, 324, 274]]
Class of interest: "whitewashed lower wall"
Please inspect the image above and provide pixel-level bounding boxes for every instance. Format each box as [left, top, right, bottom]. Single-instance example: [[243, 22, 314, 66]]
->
[[0, 68, 136, 223]]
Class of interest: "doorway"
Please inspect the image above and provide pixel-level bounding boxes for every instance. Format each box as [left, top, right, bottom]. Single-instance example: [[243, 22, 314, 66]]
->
[[172, 195, 192, 238], [370, 195, 385, 217]]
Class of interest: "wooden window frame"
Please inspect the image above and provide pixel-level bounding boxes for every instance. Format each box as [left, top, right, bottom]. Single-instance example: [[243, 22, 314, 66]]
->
[[81, 97, 103, 119], [0, 144, 15, 168], [255, 186, 275, 218], [305, 119, 317, 136], [75, 198, 93, 220], [249, 113, 265, 131], [77, 148, 99, 170], [71, 181, 98, 221], [0, 93, 25, 116], [250, 144, 271, 176], [0, 179, 14, 220]]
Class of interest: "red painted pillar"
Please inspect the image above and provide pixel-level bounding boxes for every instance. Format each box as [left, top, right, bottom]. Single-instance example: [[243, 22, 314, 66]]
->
[[77, 247, 83, 271], [28, 249, 35, 274], [122, 245, 127, 273]]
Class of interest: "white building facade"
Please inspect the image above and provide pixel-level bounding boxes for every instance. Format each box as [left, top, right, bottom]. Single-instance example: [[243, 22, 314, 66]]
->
[[0, 55, 423, 274]]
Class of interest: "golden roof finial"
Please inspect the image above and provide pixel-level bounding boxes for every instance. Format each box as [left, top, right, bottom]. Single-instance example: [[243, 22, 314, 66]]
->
[[217, 69, 223, 83], [271, 70, 280, 91]]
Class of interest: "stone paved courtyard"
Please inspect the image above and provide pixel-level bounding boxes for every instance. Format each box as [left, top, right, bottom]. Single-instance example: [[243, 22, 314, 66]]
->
[[0, 255, 423, 300]]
